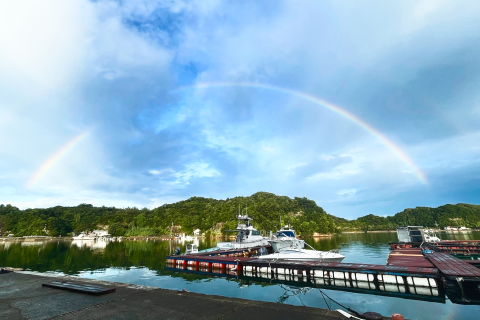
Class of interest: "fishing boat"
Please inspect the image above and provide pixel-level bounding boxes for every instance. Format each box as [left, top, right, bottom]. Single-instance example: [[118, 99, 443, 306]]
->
[[216, 213, 270, 250], [268, 223, 304, 252], [258, 248, 345, 262]]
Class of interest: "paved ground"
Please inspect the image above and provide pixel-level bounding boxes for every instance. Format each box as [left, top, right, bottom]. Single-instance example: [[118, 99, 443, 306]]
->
[[0, 272, 390, 320]]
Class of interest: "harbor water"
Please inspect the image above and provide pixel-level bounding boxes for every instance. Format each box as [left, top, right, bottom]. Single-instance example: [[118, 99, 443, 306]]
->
[[1, 231, 480, 320]]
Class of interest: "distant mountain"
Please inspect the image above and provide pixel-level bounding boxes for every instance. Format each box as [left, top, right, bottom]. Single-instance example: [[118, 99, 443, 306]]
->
[[1, 193, 479, 237], [338, 204, 480, 231]]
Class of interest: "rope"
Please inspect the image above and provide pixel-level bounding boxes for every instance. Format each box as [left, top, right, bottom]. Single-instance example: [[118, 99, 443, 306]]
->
[[318, 289, 364, 319]]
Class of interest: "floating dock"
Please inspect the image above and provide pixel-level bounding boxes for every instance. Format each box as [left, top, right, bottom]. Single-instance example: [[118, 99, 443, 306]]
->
[[167, 243, 480, 305], [166, 249, 443, 303], [387, 245, 480, 304]]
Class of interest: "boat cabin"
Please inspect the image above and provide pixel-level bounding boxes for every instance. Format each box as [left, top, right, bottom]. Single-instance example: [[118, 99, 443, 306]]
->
[[396, 226, 424, 242], [185, 243, 198, 254], [276, 225, 296, 238]]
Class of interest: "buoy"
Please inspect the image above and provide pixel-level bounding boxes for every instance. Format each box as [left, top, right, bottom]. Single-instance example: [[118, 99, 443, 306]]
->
[[392, 314, 405, 320]]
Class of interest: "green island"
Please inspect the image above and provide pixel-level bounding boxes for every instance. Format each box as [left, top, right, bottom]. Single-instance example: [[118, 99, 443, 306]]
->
[[1, 192, 479, 237]]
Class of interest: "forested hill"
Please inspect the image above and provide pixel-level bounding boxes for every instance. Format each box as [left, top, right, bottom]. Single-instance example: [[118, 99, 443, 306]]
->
[[338, 204, 480, 231], [1, 192, 479, 237], [0, 192, 336, 237]]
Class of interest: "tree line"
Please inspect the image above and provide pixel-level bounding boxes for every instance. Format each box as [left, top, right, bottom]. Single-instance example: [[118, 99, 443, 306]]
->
[[0, 192, 479, 237]]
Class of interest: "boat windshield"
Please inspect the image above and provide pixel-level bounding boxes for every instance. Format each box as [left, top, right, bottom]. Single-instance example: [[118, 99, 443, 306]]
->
[[277, 231, 295, 238]]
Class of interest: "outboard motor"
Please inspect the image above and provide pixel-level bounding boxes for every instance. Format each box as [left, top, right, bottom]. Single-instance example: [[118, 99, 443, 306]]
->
[[173, 247, 181, 255], [257, 247, 268, 256]]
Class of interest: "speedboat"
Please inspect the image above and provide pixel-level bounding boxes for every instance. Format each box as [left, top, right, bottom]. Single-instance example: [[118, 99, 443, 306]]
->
[[258, 248, 345, 262], [268, 224, 304, 252], [216, 213, 270, 250]]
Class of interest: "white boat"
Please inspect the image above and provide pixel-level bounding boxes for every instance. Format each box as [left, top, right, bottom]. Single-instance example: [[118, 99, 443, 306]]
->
[[216, 213, 270, 250], [268, 224, 304, 252], [444, 226, 471, 232], [423, 230, 441, 243], [72, 233, 96, 240], [258, 248, 345, 262], [396, 226, 440, 243]]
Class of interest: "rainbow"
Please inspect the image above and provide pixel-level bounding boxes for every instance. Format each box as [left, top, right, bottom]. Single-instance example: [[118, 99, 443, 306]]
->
[[178, 82, 428, 184], [26, 131, 90, 188]]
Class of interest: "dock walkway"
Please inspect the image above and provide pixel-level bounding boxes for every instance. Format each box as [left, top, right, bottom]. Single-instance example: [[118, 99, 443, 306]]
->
[[387, 248, 435, 268], [424, 251, 480, 278]]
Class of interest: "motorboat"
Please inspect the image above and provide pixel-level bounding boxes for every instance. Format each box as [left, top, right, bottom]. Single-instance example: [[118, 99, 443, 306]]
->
[[396, 226, 424, 243], [268, 224, 304, 252], [396, 226, 441, 243], [258, 248, 345, 262], [216, 213, 270, 250], [72, 233, 96, 240]]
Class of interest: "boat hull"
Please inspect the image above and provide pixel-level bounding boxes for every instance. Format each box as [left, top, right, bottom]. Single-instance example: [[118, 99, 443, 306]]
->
[[259, 255, 345, 262], [258, 249, 345, 262], [216, 239, 270, 250], [268, 239, 305, 252]]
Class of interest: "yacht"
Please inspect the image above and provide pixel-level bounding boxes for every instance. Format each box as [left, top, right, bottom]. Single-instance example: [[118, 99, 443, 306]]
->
[[258, 248, 345, 262], [268, 224, 304, 252], [216, 214, 270, 250]]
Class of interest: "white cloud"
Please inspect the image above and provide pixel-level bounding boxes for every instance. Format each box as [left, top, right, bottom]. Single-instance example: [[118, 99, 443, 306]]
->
[[173, 162, 220, 186]]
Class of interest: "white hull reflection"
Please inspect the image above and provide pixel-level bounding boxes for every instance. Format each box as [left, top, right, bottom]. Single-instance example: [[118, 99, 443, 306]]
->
[[258, 248, 345, 262]]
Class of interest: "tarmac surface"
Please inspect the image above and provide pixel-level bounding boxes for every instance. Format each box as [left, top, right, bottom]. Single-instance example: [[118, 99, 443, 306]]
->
[[0, 271, 393, 320]]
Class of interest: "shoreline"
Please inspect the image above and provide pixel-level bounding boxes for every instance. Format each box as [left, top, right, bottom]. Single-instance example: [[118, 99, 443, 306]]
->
[[2, 228, 479, 242]]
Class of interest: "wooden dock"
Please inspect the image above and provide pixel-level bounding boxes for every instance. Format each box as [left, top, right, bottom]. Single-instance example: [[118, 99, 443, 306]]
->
[[424, 251, 480, 278], [166, 250, 442, 303], [387, 248, 435, 268], [167, 244, 480, 305]]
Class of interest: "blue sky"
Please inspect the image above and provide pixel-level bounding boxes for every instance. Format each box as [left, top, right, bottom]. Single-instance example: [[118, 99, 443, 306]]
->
[[0, 0, 479, 219]]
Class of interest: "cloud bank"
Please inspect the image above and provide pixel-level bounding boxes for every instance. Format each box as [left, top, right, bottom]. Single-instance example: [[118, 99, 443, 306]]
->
[[1, 0, 479, 218]]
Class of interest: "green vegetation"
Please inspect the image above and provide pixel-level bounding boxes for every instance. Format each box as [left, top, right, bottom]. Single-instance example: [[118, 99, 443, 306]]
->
[[338, 204, 480, 231], [0, 192, 336, 237], [1, 193, 479, 237]]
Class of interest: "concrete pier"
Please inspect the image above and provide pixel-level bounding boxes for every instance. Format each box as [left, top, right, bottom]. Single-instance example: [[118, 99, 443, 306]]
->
[[0, 271, 394, 320]]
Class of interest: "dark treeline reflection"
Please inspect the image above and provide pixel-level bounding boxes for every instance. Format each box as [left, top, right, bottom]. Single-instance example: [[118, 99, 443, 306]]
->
[[0, 240, 170, 274], [2, 232, 478, 277], [0, 234, 398, 275]]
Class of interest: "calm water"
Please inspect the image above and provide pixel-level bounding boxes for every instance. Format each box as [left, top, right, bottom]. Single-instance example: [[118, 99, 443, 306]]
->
[[1, 231, 480, 320]]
